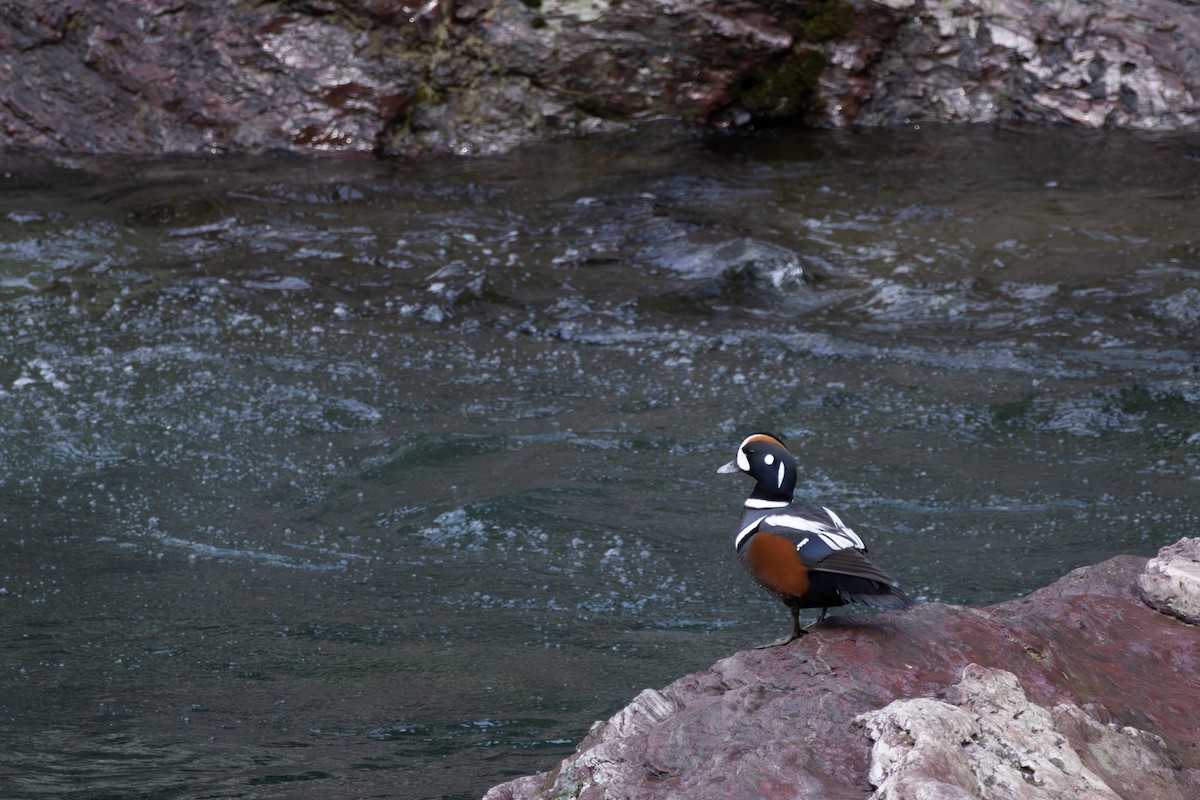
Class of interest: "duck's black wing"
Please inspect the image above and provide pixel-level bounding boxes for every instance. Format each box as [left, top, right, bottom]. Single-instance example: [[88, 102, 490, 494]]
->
[[809, 548, 912, 610]]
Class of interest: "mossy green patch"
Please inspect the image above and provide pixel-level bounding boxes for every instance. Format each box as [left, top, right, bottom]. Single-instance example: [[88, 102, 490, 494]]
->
[[737, 47, 827, 122], [795, 0, 855, 43]]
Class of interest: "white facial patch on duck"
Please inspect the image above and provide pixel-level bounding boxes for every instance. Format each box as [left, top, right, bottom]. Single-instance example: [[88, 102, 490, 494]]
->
[[777, 461, 785, 488]]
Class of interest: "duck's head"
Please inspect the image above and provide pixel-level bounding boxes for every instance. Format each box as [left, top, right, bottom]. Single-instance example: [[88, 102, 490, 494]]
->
[[718, 432, 796, 501]]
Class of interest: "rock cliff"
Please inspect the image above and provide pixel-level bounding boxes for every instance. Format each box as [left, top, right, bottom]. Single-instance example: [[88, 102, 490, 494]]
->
[[1, 1, 1196, 157], [485, 539, 1200, 799]]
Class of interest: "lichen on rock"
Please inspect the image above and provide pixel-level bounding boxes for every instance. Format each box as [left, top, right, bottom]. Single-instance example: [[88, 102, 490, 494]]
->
[[1138, 537, 1200, 624], [857, 664, 1180, 800]]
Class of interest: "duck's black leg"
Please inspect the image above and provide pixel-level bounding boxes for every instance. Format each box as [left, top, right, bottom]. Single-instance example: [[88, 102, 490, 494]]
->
[[803, 607, 828, 631], [755, 603, 804, 648]]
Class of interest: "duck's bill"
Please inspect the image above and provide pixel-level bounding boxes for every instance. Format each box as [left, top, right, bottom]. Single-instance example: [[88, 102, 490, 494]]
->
[[717, 460, 740, 474]]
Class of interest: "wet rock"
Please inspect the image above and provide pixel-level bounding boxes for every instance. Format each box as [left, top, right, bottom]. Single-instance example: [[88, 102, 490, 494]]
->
[[1, 0, 1196, 157], [845, 0, 1200, 129], [1139, 537, 1200, 624], [0, 0, 801, 156], [484, 546, 1200, 799]]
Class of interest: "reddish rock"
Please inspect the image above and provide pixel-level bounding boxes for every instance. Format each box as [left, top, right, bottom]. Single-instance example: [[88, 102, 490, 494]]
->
[[1, 0, 1195, 157], [485, 546, 1200, 799], [0, 0, 802, 156]]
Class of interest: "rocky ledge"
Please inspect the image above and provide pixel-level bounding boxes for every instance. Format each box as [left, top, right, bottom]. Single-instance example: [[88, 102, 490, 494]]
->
[[486, 538, 1200, 800], [1, 1, 1196, 157]]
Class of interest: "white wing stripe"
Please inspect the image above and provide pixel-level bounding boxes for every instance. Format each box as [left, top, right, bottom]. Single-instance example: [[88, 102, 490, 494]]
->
[[822, 506, 865, 549], [741, 509, 865, 553], [762, 511, 864, 551], [817, 530, 860, 551], [763, 514, 830, 535]]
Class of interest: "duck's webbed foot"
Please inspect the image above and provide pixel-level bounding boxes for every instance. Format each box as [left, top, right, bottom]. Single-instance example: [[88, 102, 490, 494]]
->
[[802, 607, 828, 631], [754, 604, 808, 649]]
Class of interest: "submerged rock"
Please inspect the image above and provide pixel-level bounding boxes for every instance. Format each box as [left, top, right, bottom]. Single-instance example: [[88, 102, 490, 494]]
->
[[0, 0, 1195, 156], [485, 541, 1200, 799]]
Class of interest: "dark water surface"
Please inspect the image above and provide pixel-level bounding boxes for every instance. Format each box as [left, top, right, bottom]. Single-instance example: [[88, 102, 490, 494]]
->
[[1, 125, 1198, 799]]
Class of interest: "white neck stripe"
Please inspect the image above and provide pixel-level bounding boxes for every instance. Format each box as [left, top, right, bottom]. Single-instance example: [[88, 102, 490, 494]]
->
[[744, 499, 789, 509]]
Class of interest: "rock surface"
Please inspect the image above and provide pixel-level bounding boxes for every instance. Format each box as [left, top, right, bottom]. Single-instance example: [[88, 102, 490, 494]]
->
[[846, 0, 1200, 130], [859, 665, 1183, 800], [485, 544, 1200, 799], [1138, 537, 1200, 625], [1, 0, 1196, 157]]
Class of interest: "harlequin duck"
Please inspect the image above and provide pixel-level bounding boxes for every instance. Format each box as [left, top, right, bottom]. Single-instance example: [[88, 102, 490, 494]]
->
[[719, 432, 911, 647]]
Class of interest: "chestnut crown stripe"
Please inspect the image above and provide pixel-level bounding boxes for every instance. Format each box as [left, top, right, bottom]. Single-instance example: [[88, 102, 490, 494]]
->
[[734, 432, 786, 472]]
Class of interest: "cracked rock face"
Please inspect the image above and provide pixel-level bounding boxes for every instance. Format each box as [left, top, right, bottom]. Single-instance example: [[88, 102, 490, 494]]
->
[[858, 664, 1180, 800], [1, 0, 1196, 157], [1138, 537, 1200, 624], [485, 548, 1200, 800], [0, 0, 801, 156], [848, 0, 1200, 129]]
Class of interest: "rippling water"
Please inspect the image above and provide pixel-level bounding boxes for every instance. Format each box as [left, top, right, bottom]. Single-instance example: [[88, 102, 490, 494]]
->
[[2, 125, 1198, 799]]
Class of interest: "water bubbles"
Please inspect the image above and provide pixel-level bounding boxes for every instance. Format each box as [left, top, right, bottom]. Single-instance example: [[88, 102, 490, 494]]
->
[[0, 130, 1197, 799], [417, 507, 489, 544], [11, 358, 70, 391], [1149, 287, 1200, 329], [242, 275, 312, 291]]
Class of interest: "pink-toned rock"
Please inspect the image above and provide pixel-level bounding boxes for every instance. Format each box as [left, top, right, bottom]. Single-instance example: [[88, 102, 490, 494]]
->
[[1, 1, 1196, 157], [485, 547, 1200, 799], [0, 0, 803, 157]]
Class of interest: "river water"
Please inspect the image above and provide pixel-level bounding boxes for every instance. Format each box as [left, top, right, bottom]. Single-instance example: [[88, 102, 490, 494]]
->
[[1, 124, 1197, 799]]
